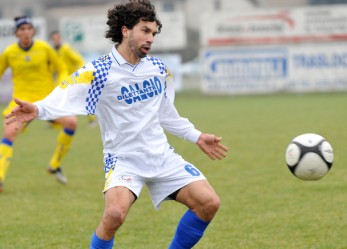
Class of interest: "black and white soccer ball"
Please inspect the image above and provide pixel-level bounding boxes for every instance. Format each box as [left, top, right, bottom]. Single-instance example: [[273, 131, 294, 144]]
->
[[285, 133, 334, 181]]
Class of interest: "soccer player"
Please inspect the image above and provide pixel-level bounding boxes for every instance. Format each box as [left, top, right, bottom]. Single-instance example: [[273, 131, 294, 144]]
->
[[0, 16, 77, 192], [6, 1, 228, 248], [49, 30, 97, 128]]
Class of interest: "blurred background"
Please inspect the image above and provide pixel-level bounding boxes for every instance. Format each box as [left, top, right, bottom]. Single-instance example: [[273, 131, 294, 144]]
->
[[1, 0, 347, 100]]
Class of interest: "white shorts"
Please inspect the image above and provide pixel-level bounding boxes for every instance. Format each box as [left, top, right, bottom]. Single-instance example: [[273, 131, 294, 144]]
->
[[103, 147, 206, 209]]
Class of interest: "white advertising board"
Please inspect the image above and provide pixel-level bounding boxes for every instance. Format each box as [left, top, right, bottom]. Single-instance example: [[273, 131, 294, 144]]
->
[[0, 18, 46, 52], [60, 15, 111, 54], [201, 5, 347, 46], [202, 43, 347, 95]]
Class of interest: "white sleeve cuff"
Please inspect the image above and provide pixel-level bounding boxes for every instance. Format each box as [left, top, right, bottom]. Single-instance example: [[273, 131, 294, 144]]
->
[[185, 128, 202, 143], [34, 103, 45, 119]]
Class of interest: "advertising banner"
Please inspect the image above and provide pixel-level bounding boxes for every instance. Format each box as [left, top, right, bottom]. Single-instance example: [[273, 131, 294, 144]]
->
[[202, 44, 347, 94], [201, 5, 347, 46], [60, 15, 111, 54]]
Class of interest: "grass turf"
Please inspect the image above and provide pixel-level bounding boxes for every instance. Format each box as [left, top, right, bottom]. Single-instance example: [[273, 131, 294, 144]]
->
[[0, 91, 346, 248]]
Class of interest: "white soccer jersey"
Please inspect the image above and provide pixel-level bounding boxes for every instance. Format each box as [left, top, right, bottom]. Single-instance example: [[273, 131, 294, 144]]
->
[[35, 46, 201, 168]]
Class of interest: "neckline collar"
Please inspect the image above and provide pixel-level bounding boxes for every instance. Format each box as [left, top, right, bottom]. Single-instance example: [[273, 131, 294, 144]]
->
[[111, 46, 146, 66], [18, 41, 34, 51]]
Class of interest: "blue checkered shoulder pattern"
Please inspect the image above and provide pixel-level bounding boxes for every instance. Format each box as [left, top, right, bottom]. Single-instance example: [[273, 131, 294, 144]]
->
[[85, 55, 112, 115], [147, 56, 167, 76]]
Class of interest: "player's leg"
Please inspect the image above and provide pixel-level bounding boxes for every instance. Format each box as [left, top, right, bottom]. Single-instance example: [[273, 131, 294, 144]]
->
[[168, 180, 221, 249], [146, 149, 219, 248], [47, 120, 63, 130], [47, 116, 77, 184], [91, 154, 145, 248], [0, 120, 23, 192], [90, 186, 136, 249]]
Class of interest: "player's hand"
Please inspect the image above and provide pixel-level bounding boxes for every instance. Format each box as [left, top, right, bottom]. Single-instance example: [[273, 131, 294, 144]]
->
[[5, 98, 38, 130], [196, 133, 228, 160]]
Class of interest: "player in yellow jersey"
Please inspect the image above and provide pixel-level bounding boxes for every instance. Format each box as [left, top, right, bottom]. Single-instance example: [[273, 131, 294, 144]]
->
[[50, 30, 97, 128], [0, 16, 78, 192]]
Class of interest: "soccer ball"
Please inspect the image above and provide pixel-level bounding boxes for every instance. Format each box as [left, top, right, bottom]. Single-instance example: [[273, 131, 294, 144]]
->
[[285, 133, 334, 181]]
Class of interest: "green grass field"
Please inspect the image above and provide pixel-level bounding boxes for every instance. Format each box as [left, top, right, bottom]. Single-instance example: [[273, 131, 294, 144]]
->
[[0, 91, 346, 249]]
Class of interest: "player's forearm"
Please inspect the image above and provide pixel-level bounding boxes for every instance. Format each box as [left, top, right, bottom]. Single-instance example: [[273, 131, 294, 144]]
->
[[163, 118, 202, 143], [185, 128, 202, 143]]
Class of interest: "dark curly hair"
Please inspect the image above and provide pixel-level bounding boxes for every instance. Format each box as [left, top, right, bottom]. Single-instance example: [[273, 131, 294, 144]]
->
[[105, 0, 162, 44]]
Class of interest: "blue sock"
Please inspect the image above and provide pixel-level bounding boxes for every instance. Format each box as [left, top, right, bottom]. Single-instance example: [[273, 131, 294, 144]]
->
[[168, 209, 210, 249], [90, 232, 114, 249], [63, 128, 75, 136], [1, 138, 13, 146]]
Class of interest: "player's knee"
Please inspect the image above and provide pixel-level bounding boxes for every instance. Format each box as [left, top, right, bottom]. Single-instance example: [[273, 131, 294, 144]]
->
[[199, 193, 221, 220], [63, 116, 78, 130], [3, 132, 17, 141], [103, 205, 127, 230], [3, 126, 20, 140], [207, 193, 221, 214]]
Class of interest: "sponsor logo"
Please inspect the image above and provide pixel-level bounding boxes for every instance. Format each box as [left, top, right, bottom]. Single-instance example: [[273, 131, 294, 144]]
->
[[117, 76, 162, 104], [121, 175, 133, 183]]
